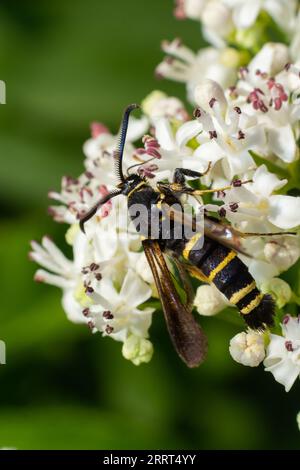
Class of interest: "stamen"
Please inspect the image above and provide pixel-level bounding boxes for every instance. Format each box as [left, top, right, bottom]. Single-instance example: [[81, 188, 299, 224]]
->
[[90, 263, 99, 271], [285, 341, 294, 352], [229, 202, 239, 212], [217, 190, 226, 198], [209, 130, 217, 139], [229, 86, 238, 98], [238, 130, 245, 140], [247, 89, 268, 113], [209, 97, 216, 108], [238, 66, 249, 79], [283, 315, 290, 324], [105, 325, 114, 334], [103, 310, 114, 320], [193, 107, 201, 118], [218, 207, 226, 217]]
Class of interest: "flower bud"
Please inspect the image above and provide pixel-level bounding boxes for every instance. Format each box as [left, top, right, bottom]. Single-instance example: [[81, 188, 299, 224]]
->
[[264, 236, 300, 273], [261, 277, 292, 309], [194, 284, 228, 316], [142, 90, 188, 121], [141, 90, 167, 116], [202, 1, 233, 36], [194, 79, 227, 115], [122, 335, 154, 366], [65, 224, 80, 246], [184, 0, 204, 20], [220, 48, 242, 68], [229, 331, 266, 367]]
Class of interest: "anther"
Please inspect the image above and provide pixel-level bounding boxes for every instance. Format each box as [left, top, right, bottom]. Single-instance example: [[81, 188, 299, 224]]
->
[[209, 130, 217, 139], [285, 341, 294, 352], [103, 310, 114, 320], [209, 97, 216, 108], [218, 207, 226, 218], [229, 202, 239, 212]]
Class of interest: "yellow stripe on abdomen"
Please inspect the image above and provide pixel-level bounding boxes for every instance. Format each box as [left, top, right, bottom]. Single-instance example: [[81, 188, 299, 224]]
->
[[240, 294, 263, 315], [229, 281, 256, 305], [183, 233, 203, 260], [207, 250, 237, 282]]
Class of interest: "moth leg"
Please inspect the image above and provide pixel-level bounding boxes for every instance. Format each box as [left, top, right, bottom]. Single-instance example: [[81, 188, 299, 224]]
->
[[173, 163, 212, 185], [186, 179, 252, 196], [235, 230, 297, 238]]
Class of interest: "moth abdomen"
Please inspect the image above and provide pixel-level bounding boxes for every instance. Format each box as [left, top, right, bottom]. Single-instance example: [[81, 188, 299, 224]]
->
[[182, 237, 275, 329]]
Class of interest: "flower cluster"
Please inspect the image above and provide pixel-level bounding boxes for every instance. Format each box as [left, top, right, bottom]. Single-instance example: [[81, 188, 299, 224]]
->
[[31, 0, 300, 396]]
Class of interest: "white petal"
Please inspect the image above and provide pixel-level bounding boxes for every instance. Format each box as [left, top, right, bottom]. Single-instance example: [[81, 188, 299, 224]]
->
[[34, 269, 70, 289], [119, 270, 152, 308], [268, 195, 300, 229], [267, 125, 297, 163], [62, 289, 87, 324], [264, 334, 287, 366], [126, 116, 149, 142], [232, 0, 261, 29], [247, 259, 279, 284], [193, 140, 224, 170], [223, 150, 254, 179], [42, 236, 73, 271], [248, 43, 289, 77], [264, 357, 300, 392], [176, 120, 202, 148], [282, 316, 300, 342], [252, 164, 287, 198], [194, 79, 227, 115], [154, 118, 176, 151]]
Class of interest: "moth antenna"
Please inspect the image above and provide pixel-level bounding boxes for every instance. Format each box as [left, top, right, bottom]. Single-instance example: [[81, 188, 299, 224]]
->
[[114, 103, 140, 183], [79, 190, 122, 233]]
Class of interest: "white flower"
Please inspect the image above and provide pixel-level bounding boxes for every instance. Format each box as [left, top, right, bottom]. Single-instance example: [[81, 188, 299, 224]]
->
[[261, 277, 292, 309], [246, 42, 290, 77], [201, 1, 234, 48], [194, 284, 229, 316], [86, 270, 154, 342], [190, 79, 263, 181], [156, 39, 237, 102], [229, 330, 266, 367], [122, 334, 154, 365], [30, 234, 90, 324], [48, 177, 114, 224], [219, 165, 300, 231], [174, 0, 207, 20], [232, 61, 300, 164], [145, 116, 199, 181], [224, 0, 297, 35], [264, 235, 300, 272], [141, 90, 189, 122], [83, 118, 148, 187], [264, 315, 300, 392]]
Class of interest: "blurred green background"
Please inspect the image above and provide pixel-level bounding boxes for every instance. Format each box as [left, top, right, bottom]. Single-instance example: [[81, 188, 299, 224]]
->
[[0, 0, 299, 450]]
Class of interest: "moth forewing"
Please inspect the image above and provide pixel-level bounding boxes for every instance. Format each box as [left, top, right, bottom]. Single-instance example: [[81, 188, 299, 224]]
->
[[142, 240, 208, 368]]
